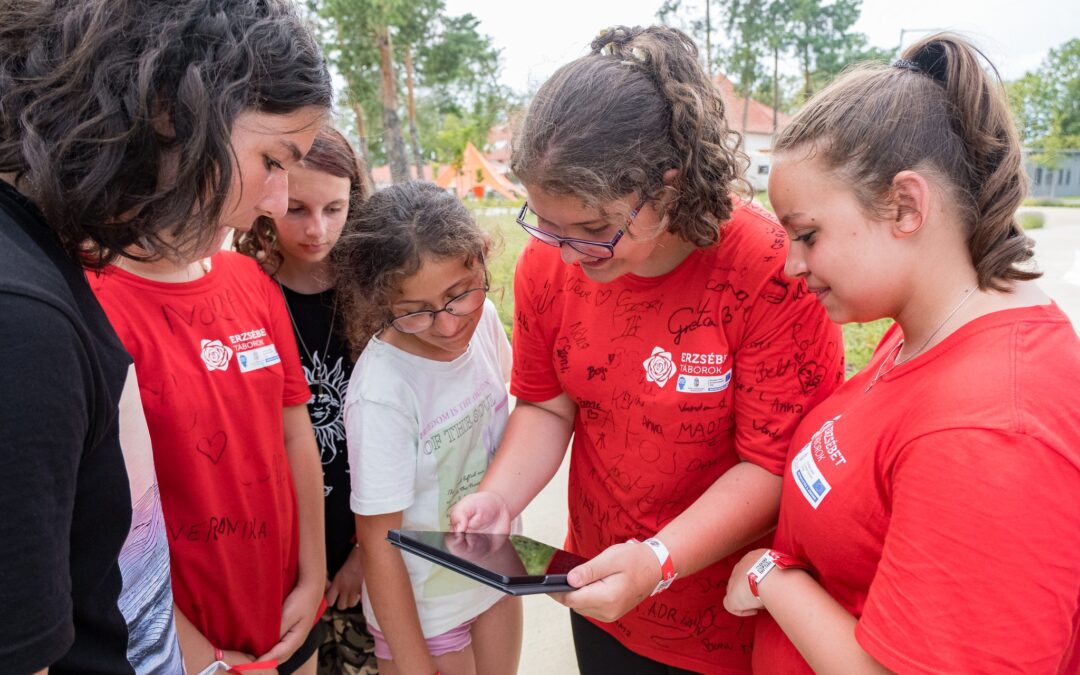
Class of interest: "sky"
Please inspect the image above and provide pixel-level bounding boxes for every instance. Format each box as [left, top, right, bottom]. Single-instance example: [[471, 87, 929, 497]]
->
[[442, 0, 1080, 92]]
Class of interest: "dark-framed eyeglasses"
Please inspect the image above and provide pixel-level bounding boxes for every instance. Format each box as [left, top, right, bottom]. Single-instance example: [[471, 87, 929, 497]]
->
[[516, 197, 648, 260], [388, 274, 490, 334]]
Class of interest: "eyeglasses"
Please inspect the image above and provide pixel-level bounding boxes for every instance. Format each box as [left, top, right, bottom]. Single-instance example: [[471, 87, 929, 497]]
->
[[516, 197, 648, 260], [388, 274, 490, 334]]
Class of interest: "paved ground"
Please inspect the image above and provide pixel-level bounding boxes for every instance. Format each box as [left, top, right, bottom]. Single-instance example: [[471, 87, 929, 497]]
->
[[1019, 206, 1080, 329], [514, 208, 1080, 675]]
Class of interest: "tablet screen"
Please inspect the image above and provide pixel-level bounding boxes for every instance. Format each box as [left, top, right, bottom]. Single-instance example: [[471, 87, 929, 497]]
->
[[394, 530, 586, 584]]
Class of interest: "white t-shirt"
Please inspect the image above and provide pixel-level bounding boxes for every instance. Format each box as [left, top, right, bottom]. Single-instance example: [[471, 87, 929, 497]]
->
[[346, 299, 512, 637]]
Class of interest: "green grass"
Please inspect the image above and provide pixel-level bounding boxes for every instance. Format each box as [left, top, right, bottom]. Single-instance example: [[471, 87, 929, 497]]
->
[[469, 200, 890, 377], [1022, 196, 1080, 208], [1017, 211, 1046, 230]]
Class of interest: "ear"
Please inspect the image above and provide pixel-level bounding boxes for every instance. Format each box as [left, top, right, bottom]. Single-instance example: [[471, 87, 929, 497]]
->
[[890, 170, 931, 238], [662, 168, 680, 186]]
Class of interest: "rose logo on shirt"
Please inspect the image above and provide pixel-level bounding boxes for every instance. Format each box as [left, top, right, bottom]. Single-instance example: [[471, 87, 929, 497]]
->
[[643, 346, 677, 388], [200, 339, 233, 372]]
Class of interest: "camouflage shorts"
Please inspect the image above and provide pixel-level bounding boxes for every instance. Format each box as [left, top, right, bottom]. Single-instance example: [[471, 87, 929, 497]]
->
[[317, 606, 379, 675]]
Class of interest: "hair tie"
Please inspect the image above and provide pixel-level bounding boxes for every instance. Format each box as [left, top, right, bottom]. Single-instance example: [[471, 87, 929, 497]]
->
[[892, 58, 920, 73]]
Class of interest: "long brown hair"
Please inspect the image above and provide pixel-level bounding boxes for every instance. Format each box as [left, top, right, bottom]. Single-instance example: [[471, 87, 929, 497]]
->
[[775, 33, 1037, 291], [331, 182, 489, 356], [235, 125, 369, 274], [0, 0, 332, 268], [511, 25, 749, 247]]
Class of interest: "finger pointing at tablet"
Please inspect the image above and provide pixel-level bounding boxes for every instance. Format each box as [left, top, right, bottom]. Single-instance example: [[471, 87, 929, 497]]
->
[[449, 490, 513, 534]]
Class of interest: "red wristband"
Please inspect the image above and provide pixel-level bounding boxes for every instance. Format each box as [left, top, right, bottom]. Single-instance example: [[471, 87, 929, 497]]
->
[[747, 549, 810, 597]]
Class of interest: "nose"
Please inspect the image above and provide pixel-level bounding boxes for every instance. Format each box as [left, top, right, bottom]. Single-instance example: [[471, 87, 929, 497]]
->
[[304, 211, 327, 240], [784, 244, 809, 280], [559, 244, 593, 266], [256, 170, 290, 219], [433, 309, 468, 335]]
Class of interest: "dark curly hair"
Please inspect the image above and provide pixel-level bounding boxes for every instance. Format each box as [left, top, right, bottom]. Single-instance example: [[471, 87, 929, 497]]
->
[[331, 182, 489, 356], [235, 125, 369, 275], [776, 33, 1038, 291], [511, 25, 749, 247], [0, 0, 333, 268]]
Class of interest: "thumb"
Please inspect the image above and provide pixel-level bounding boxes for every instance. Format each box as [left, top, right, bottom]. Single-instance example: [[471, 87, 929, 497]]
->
[[567, 554, 615, 589], [449, 503, 470, 533]]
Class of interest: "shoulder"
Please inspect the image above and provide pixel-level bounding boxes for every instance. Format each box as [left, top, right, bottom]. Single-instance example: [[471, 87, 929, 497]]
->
[[215, 250, 271, 280], [717, 198, 787, 263], [347, 339, 417, 411], [893, 306, 1080, 454], [516, 238, 568, 284]]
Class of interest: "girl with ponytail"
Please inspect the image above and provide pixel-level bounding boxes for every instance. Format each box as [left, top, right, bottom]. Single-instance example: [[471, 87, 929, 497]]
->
[[722, 34, 1080, 673], [450, 25, 844, 673]]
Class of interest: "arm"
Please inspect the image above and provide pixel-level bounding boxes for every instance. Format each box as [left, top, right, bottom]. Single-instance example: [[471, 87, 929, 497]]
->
[[450, 393, 576, 533], [0, 296, 88, 672], [724, 560, 890, 675], [356, 511, 437, 675], [174, 604, 253, 673], [557, 462, 782, 621], [326, 544, 364, 611], [256, 405, 326, 664]]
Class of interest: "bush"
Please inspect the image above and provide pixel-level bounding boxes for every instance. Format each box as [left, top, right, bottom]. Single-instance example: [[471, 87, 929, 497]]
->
[[1017, 211, 1046, 230]]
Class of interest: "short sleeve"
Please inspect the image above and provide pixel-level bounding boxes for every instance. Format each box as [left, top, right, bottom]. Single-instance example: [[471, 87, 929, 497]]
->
[[856, 429, 1080, 673], [346, 398, 420, 516], [731, 268, 844, 475], [0, 295, 84, 670], [487, 301, 513, 384], [509, 242, 563, 402]]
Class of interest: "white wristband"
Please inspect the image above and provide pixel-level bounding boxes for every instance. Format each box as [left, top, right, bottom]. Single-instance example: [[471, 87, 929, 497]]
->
[[630, 537, 678, 595]]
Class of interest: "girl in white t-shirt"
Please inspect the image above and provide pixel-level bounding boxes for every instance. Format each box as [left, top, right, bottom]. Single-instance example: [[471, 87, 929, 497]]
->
[[333, 181, 522, 675]]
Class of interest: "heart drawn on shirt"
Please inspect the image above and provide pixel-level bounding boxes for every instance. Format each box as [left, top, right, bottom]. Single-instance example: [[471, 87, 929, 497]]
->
[[196, 431, 227, 464], [595, 289, 612, 306]]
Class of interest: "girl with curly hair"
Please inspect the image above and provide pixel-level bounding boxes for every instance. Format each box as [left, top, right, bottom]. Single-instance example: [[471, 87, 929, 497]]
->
[[450, 25, 844, 673], [0, 0, 331, 673], [333, 181, 522, 675]]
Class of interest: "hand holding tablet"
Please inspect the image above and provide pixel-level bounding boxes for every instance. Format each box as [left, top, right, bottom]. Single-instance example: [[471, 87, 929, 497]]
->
[[387, 529, 588, 596]]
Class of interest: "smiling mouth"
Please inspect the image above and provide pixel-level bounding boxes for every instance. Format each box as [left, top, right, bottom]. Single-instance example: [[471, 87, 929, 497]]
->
[[808, 287, 830, 298]]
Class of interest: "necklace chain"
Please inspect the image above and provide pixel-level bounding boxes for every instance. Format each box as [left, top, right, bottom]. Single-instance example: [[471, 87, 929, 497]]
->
[[277, 279, 337, 397], [865, 287, 978, 393]]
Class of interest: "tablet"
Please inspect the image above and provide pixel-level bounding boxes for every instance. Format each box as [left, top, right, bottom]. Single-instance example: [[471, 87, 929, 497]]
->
[[387, 529, 588, 596]]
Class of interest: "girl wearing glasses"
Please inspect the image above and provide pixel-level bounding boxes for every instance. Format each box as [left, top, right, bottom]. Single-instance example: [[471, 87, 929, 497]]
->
[[450, 25, 843, 673], [333, 181, 522, 675], [235, 125, 380, 675]]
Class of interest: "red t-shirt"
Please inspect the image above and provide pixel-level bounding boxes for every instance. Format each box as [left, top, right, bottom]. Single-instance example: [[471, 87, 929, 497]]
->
[[89, 252, 311, 655], [756, 304, 1080, 674], [512, 202, 844, 673]]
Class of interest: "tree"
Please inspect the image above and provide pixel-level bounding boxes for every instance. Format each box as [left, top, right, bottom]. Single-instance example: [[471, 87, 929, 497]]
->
[[416, 13, 509, 169], [1009, 38, 1080, 174], [394, 0, 442, 179], [787, 0, 861, 100], [718, 0, 769, 138]]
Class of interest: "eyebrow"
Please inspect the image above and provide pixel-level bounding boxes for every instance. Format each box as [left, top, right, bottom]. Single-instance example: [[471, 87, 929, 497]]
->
[[530, 206, 605, 229], [779, 212, 810, 227], [279, 141, 303, 162], [395, 274, 478, 306]]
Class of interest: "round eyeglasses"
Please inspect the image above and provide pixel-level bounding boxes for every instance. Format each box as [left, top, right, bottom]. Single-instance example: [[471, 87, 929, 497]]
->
[[388, 278, 489, 334], [516, 197, 648, 260]]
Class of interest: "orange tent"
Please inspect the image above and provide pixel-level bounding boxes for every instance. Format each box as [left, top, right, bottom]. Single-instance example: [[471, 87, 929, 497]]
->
[[435, 142, 525, 200]]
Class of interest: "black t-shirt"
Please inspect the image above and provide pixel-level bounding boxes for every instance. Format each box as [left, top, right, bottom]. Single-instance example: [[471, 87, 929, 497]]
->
[[0, 182, 134, 673], [277, 284, 357, 576]]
